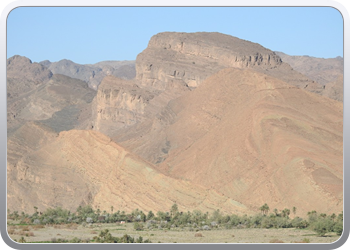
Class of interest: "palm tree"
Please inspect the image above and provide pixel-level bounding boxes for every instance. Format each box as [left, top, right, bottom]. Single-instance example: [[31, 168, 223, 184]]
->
[[281, 208, 290, 218], [170, 203, 178, 218], [111, 206, 114, 213], [260, 204, 269, 215], [292, 207, 297, 216]]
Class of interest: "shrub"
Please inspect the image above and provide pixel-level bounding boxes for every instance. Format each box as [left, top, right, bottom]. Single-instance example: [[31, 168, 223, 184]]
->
[[333, 221, 343, 236], [134, 222, 144, 231], [291, 217, 308, 229], [311, 218, 334, 236], [93, 229, 116, 243], [119, 234, 135, 243], [70, 237, 82, 243], [33, 219, 41, 225]]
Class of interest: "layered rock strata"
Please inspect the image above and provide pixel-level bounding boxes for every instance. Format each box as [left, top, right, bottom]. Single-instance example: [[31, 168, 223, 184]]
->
[[136, 32, 322, 93]]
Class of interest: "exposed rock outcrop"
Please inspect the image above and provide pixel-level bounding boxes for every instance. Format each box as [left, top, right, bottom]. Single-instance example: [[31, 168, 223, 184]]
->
[[91, 76, 156, 135], [94, 32, 325, 140], [136, 32, 322, 93]]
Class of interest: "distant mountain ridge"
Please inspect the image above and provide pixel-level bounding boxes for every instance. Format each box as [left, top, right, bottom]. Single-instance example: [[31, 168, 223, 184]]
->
[[40, 58, 136, 90], [274, 51, 343, 85]]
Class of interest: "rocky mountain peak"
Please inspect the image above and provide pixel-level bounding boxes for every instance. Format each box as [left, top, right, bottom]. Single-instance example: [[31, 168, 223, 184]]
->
[[135, 32, 313, 92]]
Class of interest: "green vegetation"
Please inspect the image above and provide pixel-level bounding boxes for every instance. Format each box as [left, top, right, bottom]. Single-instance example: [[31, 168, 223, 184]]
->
[[7, 203, 343, 243]]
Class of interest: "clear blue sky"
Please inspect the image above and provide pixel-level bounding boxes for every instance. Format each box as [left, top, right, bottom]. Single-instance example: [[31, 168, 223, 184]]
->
[[7, 7, 343, 64]]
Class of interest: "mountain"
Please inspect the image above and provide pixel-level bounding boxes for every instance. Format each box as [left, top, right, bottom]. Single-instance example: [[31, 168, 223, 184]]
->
[[93, 32, 327, 140], [275, 52, 344, 101], [165, 68, 342, 215], [7, 55, 53, 100], [7, 32, 343, 216], [121, 67, 342, 215], [136, 32, 323, 93], [275, 52, 343, 85], [7, 56, 96, 135], [323, 75, 343, 102], [7, 127, 249, 214], [40, 59, 135, 90]]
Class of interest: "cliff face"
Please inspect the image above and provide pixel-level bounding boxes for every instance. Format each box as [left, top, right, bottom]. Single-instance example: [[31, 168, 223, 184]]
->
[[92, 76, 156, 135], [136, 32, 282, 90], [93, 32, 324, 141], [135, 32, 321, 93]]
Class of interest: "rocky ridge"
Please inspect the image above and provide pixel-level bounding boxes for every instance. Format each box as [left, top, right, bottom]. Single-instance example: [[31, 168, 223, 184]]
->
[[136, 32, 322, 93], [275, 51, 344, 85], [7, 56, 96, 135], [40, 59, 135, 90]]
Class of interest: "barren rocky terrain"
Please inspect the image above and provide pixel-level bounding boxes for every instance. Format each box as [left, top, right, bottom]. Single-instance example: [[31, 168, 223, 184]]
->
[[40, 59, 135, 90], [275, 51, 343, 101], [275, 51, 343, 86], [7, 32, 343, 218]]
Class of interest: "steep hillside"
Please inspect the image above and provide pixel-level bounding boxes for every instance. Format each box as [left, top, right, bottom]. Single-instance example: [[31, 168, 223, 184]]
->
[[120, 68, 343, 215], [7, 55, 96, 135], [323, 75, 343, 102], [7, 129, 248, 214]]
